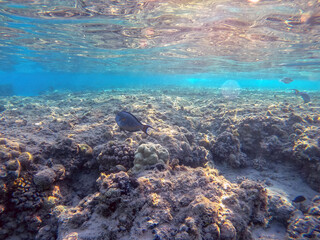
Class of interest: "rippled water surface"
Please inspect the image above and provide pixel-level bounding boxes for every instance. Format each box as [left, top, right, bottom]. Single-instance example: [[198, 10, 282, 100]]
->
[[0, 0, 320, 79]]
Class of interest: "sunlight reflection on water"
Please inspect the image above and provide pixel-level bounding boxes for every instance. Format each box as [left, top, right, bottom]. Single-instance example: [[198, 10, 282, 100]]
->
[[0, 0, 319, 77]]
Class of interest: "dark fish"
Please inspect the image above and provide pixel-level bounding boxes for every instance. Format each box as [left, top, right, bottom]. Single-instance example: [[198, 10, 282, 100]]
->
[[292, 195, 306, 203], [280, 77, 293, 84], [115, 111, 152, 134], [291, 89, 311, 103]]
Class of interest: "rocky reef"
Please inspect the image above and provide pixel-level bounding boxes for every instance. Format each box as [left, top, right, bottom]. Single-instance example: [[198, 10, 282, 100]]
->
[[211, 131, 248, 168], [287, 195, 320, 239], [0, 139, 44, 239], [0, 88, 319, 239], [55, 167, 268, 240]]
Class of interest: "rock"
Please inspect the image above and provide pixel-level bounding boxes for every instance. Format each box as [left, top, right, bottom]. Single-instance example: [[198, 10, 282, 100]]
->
[[287, 113, 304, 125], [287, 195, 320, 239], [5, 159, 21, 179], [48, 119, 72, 132], [62, 232, 79, 240], [33, 168, 57, 190], [18, 152, 33, 169], [212, 131, 248, 168], [220, 220, 236, 240], [11, 176, 44, 211], [35, 225, 56, 240], [179, 144, 213, 168], [76, 144, 93, 157], [199, 138, 211, 150], [268, 193, 295, 224], [260, 135, 284, 161], [266, 110, 273, 116], [56, 159, 267, 240], [25, 215, 42, 232], [191, 195, 220, 225], [51, 164, 66, 181], [96, 171, 139, 217], [293, 135, 320, 192], [204, 223, 220, 240]]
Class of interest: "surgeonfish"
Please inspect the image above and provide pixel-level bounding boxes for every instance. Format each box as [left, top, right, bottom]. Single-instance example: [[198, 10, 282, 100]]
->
[[115, 111, 152, 134], [291, 89, 311, 103]]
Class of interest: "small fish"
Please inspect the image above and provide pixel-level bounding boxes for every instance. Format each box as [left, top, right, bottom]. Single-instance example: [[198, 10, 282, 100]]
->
[[115, 111, 152, 134], [280, 77, 293, 84], [291, 89, 311, 103], [292, 195, 306, 203]]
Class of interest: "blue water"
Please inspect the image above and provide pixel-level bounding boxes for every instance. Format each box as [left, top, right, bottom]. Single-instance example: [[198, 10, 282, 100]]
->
[[1, 71, 319, 96]]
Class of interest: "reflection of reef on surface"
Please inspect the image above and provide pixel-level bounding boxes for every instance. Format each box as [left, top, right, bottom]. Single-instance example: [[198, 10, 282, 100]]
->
[[1, 1, 320, 74], [0, 88, 319, 239]]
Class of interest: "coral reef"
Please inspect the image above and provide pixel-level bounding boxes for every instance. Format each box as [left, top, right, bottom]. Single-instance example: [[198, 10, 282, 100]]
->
[[133, 143, 170, 172], [292, 133, 320, 192], [152, 126, 212, 168], [42, 138, 92, 177], [0, 138, 66, 240], [212, 131, 248, 168], [33, 165, 65, 190], [55, 167, 268, 240], [96, 141, 135, 173], [0, 88, 319, 239], [287, 195, 320, 239], [0, 139, 44, 239], [267, 193, 295, 225], [179, 145, 212, 168], [213, 113, 320, 193], [10, 176, 44, 211]]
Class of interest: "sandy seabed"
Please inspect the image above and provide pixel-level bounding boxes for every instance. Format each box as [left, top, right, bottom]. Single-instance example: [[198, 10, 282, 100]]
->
[[0, 87, 319, 240]]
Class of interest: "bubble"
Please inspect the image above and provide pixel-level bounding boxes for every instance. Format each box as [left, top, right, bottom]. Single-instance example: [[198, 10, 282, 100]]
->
[[221, 80, 240, 99]]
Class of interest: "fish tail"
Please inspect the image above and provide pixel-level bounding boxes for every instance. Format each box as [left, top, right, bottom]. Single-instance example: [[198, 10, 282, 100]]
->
[[290, 89, 299, 95], [142, 125, 153, 135]]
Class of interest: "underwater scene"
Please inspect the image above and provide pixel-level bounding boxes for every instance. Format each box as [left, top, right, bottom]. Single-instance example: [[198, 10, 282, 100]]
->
[[1, 0, 320, 240]]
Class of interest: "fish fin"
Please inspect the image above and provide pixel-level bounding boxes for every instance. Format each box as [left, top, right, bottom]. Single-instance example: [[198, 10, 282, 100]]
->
[[121, 111, 143, 125], [142, 125, 153, 135]]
